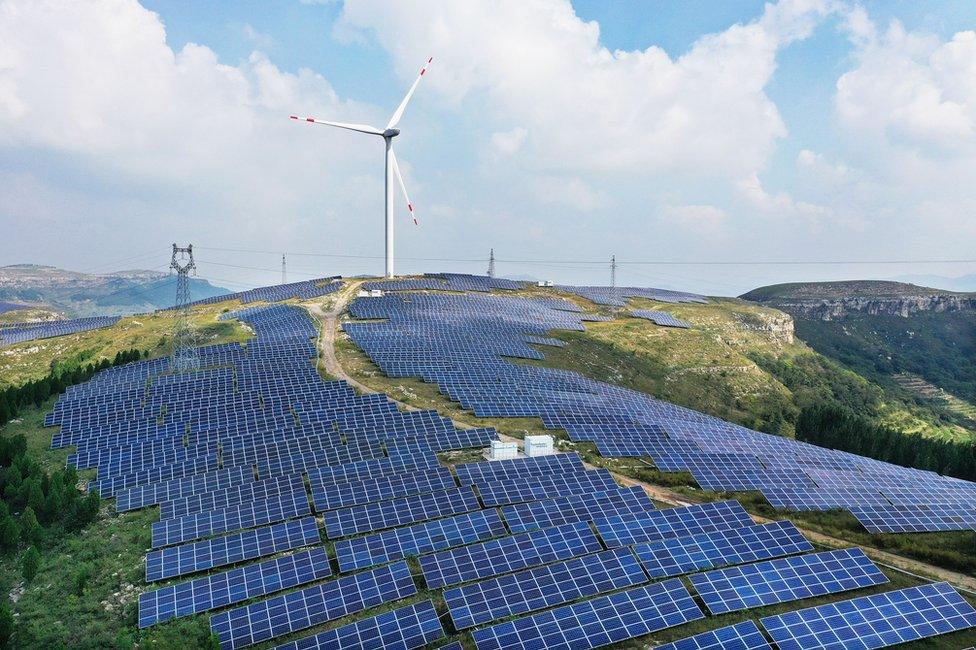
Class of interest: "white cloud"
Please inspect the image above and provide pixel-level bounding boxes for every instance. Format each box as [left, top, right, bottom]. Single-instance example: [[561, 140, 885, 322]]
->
[[837, 22, 976, 154], [0, 0, 393, 274], [532, 175, 608, 211], [337, 0, 834, 180], [488, 127, 528, 158], [660, 204, 728, 235]]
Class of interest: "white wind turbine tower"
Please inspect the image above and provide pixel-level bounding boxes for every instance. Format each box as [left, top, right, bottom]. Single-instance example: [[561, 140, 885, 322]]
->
[[291, 57, 432, 278]]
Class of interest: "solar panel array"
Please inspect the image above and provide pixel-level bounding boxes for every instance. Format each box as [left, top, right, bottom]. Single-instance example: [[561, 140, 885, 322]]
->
[[654, 621, 772, 650], [183, 276, 342, 308], [760, 581, 976, 650], [688, 547, 889, 615], [341, 287, 976, 534], [631, 309, 691, 328], [0, 315, 120, 346], [39, 275, 976, 649]]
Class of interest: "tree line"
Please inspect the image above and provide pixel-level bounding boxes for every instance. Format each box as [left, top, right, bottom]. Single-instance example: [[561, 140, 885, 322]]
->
[[796, 404, 976, 482], [0, 349, 147, 427]]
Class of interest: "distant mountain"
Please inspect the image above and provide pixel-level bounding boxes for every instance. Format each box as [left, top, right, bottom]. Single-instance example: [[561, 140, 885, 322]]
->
[[0, 264, 231, 317], [892, 273, 976, 292], [743, 279, 976, 405]]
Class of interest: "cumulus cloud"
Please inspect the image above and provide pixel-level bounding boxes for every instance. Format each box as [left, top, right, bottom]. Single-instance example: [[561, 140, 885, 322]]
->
[[0, 0, 391, 274], [337, 0, 834, 180]]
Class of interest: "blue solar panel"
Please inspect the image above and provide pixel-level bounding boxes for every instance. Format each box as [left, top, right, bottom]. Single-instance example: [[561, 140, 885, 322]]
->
[[470, 578, 705, 650], [633, 519, 812, 578], [594, 500, 754, 548], [271, 600, 446, 650], [151, 489, 311, 548], [311, 466, 455, 511], [475, 468, 618, 506], [117, 466, 251, 513], [160, 472, 304, 520], [689, 547, 889, 615], [444, 547, 648, 629], [138, 547, 331, 628], [501, 485, 655, 533], [145, 517, 319, 582], [760, 581, 976, 650], [654, 621, 772, 650], [335, 508, 506, 573], [210, 561, 417, 650], [420, 519, 603, 589], [454, 452, 586, 486], [324, 486, 479, 538]]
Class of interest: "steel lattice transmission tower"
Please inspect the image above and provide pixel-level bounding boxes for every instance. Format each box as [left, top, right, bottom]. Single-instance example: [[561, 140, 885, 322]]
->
[[487, 248, 496, 278], [170, 243, 199, 373], [610, 254, 617, 288]]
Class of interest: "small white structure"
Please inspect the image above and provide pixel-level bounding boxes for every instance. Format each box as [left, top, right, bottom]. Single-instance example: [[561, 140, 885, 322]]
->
[[537, 280, 554, 287], [490, 440, 519, 460], [524, 435, 554, 457], [357, 289, 385, 298]]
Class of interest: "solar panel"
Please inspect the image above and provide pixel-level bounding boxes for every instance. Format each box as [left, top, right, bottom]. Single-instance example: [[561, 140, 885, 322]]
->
[[151, 489, 312, 548], [138, 547, 331, 628], [145, 517, 320, 582], [311, 466, 456, 511], [470, 578, 705, 650], [631, 310, 691, 328], [653, 621, 772, 650], [501, 485, 655, 533], [444, 547, 647, 629], [210, 561, 417, 650], [335, 508, 506, 573], [594, 500, 754, 548], [160, 473, 304, 520], [324, 486, 479, 538], [454, 452, 586, 486], [116, 466, 251, 513], [420, 519, 603, 589], [760, 581, 976, 650], [271, 600, 446, 650], [633, 519, 812, 578], [475, 468, 618, 507], [689, 547, 889, 615]]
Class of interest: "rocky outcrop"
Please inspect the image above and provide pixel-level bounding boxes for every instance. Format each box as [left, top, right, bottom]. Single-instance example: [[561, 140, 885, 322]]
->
[[773, 294, 976, 320]]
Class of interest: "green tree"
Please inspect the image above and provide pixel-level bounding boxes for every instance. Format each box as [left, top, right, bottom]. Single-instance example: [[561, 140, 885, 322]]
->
[[19, 507, 41, 546], [21, 546, 40, 583], [73, 563, 91, 595], [0, 599, 13, 650], [0, 508, 20, 552]]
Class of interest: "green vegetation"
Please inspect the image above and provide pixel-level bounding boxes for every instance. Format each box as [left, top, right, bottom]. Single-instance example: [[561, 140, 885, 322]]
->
[[797, 404, 976, 482], [794, 310, 976, 406]]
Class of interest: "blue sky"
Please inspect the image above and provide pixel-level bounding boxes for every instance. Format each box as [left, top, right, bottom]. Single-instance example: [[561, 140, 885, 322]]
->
[[2, 0, 976, 294]]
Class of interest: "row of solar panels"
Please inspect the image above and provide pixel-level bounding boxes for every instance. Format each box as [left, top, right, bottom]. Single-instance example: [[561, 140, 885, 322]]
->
[[342, 289, 976, 534], [0, 314, 121, 346]]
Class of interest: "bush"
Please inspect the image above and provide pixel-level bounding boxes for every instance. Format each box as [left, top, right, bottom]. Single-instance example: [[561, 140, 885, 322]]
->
[[22, 546, 40, 583], [73, 563, 92, 596], [19, 507, 41, 546]]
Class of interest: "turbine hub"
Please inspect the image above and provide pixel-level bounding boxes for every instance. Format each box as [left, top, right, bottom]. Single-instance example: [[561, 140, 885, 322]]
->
[[383, 128, 401, 138]]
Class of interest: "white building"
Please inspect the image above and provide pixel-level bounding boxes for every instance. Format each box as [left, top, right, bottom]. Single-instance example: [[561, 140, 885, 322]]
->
[[490, 440, 519, 460], [524, 435, 554, 457]]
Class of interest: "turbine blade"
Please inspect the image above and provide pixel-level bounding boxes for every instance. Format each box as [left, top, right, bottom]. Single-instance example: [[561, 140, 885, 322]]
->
[[289, 115, 383, 136], [386, 57, 432, 130], [389, 149, 419, 225]]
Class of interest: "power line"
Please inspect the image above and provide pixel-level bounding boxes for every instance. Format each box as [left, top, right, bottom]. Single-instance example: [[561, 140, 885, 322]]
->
[[193, 245, 976, 267]]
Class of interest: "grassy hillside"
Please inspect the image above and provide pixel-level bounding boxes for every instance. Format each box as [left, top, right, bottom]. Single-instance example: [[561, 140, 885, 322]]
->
[[0, 302, 252, 389], [524, 295, 968, 440], [794, 310, 976, 407]]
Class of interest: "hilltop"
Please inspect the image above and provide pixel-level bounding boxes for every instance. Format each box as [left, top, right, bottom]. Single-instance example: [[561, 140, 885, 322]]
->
[[743, 279, 976, 436], [0, 264, 230, 317]]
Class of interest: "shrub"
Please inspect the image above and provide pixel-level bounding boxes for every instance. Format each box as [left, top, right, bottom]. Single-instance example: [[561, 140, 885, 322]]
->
[[22, 546, 40, 583]]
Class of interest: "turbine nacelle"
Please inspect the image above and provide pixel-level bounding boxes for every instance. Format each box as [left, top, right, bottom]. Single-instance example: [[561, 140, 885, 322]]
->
[[382, 128, 401, 138]]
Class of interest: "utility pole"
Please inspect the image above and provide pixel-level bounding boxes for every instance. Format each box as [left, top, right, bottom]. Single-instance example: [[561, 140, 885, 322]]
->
[[487, 248, 496, 278], [170, 244, 199, 373], [281, 254, 287, 284], [610, 254, 617, 288]]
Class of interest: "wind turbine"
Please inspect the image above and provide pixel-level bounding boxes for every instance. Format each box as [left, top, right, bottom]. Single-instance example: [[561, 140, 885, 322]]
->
[[291, 57, 432, 278]]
